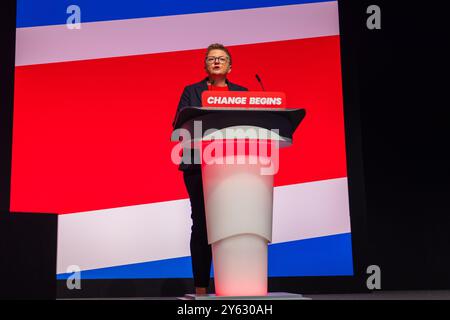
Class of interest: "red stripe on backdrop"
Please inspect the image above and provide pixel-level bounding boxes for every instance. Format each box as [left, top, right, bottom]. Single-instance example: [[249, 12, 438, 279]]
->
[[10, 36, 347, 214]]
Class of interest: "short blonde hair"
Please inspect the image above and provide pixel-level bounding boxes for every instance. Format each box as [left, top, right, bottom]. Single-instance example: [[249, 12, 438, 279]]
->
[[205, 43, 232, 65]]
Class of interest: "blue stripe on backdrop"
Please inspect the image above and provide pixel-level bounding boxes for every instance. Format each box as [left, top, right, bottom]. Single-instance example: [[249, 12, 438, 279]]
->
[[56, 233, 353, 280], [268, 233, 354, 277], [17, 0, 335, 28]]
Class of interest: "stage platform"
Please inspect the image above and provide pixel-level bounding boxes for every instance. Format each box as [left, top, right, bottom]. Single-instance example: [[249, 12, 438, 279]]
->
[[57, 290, 450, 300]]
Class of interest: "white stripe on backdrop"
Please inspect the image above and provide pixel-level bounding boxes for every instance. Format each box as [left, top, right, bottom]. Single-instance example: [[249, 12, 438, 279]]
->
[[16, 2, 339, 66], [57, 177, 351, 274]]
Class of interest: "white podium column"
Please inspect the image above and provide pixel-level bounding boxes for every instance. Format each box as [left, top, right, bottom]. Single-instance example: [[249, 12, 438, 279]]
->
[[201, 132, 282, 296], [212, 234, 268, 296]]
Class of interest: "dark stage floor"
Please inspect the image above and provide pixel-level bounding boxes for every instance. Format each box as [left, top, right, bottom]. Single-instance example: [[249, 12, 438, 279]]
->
[[59, 290, 450, 300]]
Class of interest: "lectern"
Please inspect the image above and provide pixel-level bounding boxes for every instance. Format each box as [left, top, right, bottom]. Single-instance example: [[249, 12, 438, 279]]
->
[[172, 92, 306, 298]]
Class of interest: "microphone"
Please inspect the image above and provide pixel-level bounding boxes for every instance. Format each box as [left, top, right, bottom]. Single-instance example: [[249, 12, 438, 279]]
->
[[255, 74, 266, 91]]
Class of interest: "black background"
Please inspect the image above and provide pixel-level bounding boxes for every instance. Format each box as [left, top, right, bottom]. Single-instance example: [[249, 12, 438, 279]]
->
[[344, 1, 450, 289], [1, 0, 449, 299]]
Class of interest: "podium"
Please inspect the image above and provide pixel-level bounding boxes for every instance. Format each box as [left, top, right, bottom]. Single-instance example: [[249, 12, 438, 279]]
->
[[172, 92, 306, 298]]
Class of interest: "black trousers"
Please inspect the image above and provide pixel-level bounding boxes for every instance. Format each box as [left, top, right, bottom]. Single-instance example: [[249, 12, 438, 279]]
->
[[183, 170, 212, 288]]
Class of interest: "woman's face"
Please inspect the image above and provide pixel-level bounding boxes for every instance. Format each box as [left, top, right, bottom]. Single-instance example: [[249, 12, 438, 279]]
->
[[205, 49, 231, 77]]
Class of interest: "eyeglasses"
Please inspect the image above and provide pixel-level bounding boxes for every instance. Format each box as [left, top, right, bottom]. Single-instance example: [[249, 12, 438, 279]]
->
[[205, 56, 229, 64]]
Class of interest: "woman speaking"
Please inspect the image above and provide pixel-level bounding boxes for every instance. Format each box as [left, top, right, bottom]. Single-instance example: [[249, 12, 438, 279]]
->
[[174, 43, 247, 295]]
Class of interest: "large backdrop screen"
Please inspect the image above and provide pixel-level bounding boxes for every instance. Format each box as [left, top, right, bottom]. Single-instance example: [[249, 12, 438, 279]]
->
[[12, 0, 353, 280]]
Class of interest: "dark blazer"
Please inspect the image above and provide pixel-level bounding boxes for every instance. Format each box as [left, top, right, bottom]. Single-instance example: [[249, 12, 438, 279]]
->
[[173, 77, 248, 171]]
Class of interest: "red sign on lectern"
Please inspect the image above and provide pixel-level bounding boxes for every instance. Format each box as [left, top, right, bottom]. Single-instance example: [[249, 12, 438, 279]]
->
[[202, 91, 286, 108]]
